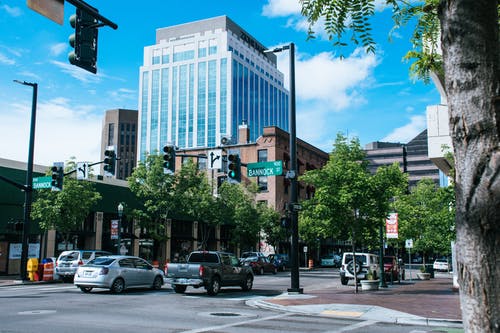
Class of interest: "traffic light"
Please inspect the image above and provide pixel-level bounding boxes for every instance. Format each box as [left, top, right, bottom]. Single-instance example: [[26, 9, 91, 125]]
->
[[103, 147, 116, 176], [68, 8, 98, 74], [51, 165, 64, 191], [163, 145, 176, 173], [227, 154, 241, 182]]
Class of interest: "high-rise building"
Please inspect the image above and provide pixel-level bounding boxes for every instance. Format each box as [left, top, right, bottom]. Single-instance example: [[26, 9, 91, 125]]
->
[[100, 109, 138, 180], [138, 16, 289, 159], [364, 129, 441, 188]]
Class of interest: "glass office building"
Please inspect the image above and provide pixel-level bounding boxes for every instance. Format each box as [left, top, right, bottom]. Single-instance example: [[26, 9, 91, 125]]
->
[[138, 16, 289, 159]]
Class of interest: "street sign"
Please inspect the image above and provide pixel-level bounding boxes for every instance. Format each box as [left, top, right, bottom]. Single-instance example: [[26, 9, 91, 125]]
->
[[77, 162, 89, 180], [111, 220, 119, 240], [247, 160, 283, 177], [33, 176, 52, 189], [405, 239, 413, 248], [27, 0, 64, 25], [207, 149, 222, 169]]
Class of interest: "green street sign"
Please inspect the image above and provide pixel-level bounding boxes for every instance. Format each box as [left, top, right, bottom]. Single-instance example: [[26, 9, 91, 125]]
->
[[33, 176, 52, 189], [247, 160, 283, 177]]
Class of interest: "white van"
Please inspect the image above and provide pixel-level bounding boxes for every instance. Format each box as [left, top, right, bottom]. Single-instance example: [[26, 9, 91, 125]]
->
[[56, 250, 111, 282], [339, 252, 379, 285]]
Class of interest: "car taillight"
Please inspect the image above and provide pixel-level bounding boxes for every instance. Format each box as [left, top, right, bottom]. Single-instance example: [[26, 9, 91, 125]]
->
[[99, 267, 109, 275], [78, 260, 83, 266], [164, 264, 169, 275], [199, 266, 204, 277]]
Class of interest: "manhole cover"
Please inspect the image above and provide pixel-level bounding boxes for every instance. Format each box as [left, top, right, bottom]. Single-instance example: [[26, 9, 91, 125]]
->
[[210, 312, 241, 317], [18, 310, 57, 315]]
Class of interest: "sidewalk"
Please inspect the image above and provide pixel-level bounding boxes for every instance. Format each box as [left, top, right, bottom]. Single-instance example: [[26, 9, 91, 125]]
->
[[248, 275, 463, 329]]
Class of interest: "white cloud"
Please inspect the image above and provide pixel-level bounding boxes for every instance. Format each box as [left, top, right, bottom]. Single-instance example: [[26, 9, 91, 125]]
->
[[0, 52, 15, 65], [262, 0, 301, 17], [50, 43, 67, 56], [51, 60, 101, 84], [0, 97, 102, 166], [381, 115, 426, 143], [276, 48, 377, 110], [1, 5, 22, 17]]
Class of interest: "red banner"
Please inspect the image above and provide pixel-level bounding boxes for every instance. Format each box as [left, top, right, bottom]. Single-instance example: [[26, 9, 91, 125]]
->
[[386, 213, 398, 239]]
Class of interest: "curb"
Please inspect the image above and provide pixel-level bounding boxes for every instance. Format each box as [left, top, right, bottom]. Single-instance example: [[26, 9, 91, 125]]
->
[[247, 297, 463, 329]]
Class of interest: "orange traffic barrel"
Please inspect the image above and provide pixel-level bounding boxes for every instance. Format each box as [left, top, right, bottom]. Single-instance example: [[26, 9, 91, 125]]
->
[[43, 262, 54, 281]]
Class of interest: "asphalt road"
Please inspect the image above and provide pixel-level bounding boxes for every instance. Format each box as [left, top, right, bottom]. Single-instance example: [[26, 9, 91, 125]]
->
[[0, 269, 454, 333]]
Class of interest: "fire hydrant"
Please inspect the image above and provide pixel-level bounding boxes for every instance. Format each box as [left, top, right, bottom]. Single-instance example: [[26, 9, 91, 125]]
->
[[27, 258, 39, 281]]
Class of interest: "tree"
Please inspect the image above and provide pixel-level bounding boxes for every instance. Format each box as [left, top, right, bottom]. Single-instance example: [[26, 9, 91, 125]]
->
[[218, 182, 261, 252], [32, 159, 101, 250], [128, 154, 177, 246], [174, 159, 218, 250], [300, 1, 499, 330], [394, 178, 456, 262], [299, 134, 407, 251]]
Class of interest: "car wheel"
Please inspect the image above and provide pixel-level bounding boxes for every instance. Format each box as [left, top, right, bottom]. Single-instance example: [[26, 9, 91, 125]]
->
[[111, 278, 125, 294], [173, 285, 187, 294], [340, 276, 349, 285], [241, 275, 253, 291], [151, 275, 163, 290], [259, 267, 264, 275], [207, 277, 220, 296], [79, 286, 92, 293]]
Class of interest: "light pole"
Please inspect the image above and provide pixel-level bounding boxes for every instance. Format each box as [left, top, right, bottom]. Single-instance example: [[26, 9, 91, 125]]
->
[[14, 80, 38, 281], [267, 43, 302, 294], [117, 203, 123, 255]]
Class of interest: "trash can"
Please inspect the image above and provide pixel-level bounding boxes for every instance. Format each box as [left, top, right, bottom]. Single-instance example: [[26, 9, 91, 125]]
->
[[426, 265, 435, 278], [27, 258, 39, 281]]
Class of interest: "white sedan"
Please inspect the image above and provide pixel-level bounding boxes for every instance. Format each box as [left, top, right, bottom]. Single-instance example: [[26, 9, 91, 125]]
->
[[74, 255, 164, 293], [433, 259, 449, 272]]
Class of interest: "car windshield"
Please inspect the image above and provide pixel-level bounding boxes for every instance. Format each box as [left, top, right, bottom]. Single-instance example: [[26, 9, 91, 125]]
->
[[87, 257, 115, 266], [188, 253, 219, 263], [344, 254, 367, 263], [383, 257, 394, 264], [58, 252, 79, 261], [435, 259, 447, 263], [243, 257, 258, 262]]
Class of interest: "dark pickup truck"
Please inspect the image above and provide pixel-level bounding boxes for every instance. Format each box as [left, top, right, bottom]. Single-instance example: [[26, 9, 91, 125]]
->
[[164, 251, 254, 295]]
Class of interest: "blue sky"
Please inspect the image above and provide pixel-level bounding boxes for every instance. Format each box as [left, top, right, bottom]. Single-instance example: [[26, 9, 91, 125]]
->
[[0, 0, 439, 167]]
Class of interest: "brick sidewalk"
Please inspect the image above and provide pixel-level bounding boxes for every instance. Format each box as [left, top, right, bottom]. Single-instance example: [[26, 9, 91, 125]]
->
[[266, 277, 461, 321]]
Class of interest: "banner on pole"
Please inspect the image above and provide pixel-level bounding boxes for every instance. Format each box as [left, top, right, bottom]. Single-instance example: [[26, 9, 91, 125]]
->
[[386, 213, 398, 239]]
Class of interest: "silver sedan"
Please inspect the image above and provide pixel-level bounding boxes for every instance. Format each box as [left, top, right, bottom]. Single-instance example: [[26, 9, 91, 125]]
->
[[74, 255, 164, 293]]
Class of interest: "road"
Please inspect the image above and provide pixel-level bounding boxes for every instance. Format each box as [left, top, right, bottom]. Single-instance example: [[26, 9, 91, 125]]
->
[[0, 269, 450, 333]]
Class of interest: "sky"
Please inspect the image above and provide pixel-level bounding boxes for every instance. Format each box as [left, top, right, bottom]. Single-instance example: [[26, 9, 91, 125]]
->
[[0, 0, 439, 168]]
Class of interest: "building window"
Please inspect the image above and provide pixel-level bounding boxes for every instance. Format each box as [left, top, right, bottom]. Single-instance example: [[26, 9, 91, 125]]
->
[[108, 123, 114, 146], [257, 149, 268, 191], [152, 49, 161, 65]]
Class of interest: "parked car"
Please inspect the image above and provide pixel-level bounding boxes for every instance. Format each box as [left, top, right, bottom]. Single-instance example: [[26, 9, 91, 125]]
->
[[383, 256, 405, 282], [320, 254, 341, 267], [268, 253, 289, 271], [165, 251, 254, 295], [73, 255, 164, 293], [242, 256, 277, 275], [339, 252, 379, 285], [240, 252, 266, 261], [56, 250, 111, 282], [433, 259, 450, 272]]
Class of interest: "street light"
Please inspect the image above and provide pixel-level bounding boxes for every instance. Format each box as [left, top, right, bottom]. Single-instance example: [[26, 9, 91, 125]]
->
[[266, 43, 302, 294], [117, 203, 123, 255], [14, 80, 38, 281]]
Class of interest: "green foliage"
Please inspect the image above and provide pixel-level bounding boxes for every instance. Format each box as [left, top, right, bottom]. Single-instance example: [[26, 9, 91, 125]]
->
[[299, 133, 408, 249], [393, 178, 455, 258], [257, 202, 283, 251], [32, 159, 101, 249], [127, 153, 177, 241], [300, 0, 444, 82], [218, 181, 261, 251]]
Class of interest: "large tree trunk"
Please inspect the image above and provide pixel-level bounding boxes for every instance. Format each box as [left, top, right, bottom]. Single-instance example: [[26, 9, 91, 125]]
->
[[439, 0, 500, 332]]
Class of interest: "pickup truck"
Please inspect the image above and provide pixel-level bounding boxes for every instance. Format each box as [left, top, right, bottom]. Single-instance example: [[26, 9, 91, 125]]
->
[[164, 251, 254, 295]]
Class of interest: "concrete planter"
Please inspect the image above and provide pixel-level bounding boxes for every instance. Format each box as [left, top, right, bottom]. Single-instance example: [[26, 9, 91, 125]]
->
[[360, 279, 379, 291], [417, 272, 431, 280]]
